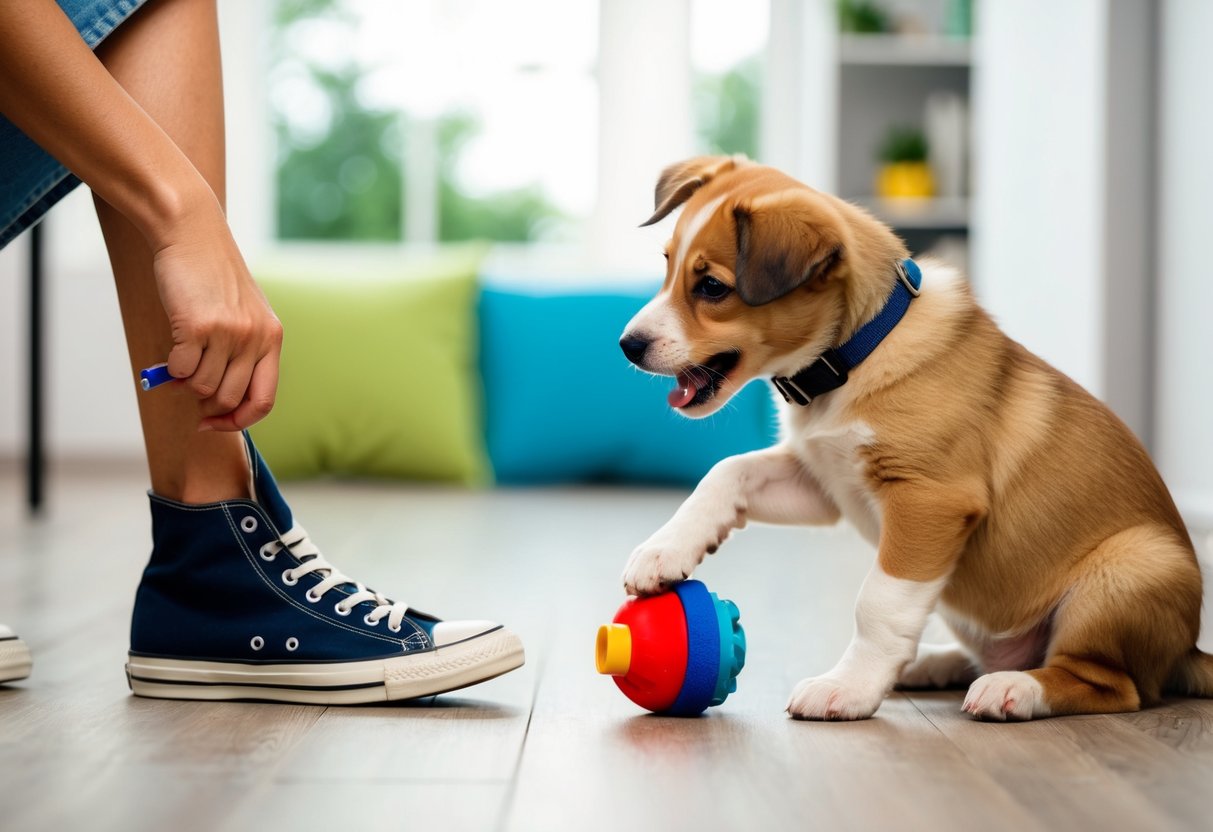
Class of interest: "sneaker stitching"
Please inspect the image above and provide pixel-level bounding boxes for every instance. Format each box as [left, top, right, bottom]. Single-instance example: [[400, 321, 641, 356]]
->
[[384, 632, 520, 683]]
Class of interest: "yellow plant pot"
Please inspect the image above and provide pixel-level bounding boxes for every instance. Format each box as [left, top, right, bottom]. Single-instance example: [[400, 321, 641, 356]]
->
[[876, 162, 935, 199]]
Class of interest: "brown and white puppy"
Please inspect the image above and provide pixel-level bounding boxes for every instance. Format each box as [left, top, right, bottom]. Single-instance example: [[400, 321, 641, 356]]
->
[[619, 155, 1213, 721]]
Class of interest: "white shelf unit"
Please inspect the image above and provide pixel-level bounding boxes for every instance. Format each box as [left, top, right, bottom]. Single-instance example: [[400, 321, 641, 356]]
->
[[834, 30, 973, 255], [839, 32, 971, 66], [853, 195, 969, 229]]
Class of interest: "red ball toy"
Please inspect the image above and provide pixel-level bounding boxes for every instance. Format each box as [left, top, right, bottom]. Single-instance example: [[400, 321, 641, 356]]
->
[[595, 580, 745, 716]]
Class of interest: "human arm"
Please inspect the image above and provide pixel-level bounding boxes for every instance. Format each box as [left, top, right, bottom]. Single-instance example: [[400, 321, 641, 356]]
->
[[0, 0, 281, 430]]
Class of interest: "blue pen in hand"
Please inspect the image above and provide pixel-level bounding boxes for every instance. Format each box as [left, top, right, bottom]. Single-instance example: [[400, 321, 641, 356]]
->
[[139, 363, 175, 391]]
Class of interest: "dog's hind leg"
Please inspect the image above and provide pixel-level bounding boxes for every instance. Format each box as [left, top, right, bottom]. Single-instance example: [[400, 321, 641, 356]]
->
[[963, 525, 1200, 720]]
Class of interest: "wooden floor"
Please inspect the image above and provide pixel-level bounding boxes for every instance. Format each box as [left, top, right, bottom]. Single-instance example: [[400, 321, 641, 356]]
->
[[2, 465, 1213, 831]]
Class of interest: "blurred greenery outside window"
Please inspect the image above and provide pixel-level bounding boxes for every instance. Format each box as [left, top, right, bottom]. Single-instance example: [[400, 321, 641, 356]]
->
[[692, 0, 765, 159], [271, 0, 583, 244], [273, 0, 398, 242], [271, 0, 763, 245], [695, 55, 761, 160]]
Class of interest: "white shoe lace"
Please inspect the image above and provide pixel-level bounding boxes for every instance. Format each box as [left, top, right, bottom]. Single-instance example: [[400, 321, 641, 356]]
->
[[260, 524, 413, 633]]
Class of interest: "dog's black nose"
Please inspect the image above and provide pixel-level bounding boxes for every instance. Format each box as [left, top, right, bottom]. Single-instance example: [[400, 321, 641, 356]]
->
[[619, 334, 650, 365]]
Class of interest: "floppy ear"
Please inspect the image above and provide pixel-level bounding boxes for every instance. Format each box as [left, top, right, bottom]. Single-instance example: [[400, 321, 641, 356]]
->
[[733, 201, 844, 306], [640, 155, 748, 227]]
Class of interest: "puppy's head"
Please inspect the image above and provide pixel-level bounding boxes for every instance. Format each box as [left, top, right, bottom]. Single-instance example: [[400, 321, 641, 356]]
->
[[620, 156, 905, 417]]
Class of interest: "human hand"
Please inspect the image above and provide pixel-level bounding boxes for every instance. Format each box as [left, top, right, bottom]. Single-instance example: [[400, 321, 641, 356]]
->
[[152, 201, 283, 431]]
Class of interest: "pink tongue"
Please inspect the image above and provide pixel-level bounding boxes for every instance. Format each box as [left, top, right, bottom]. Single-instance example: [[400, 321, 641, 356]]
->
[[668, 368, 708, 409]]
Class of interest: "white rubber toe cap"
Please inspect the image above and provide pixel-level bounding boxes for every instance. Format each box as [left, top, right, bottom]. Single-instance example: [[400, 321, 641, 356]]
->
[[431, 620, 499, 647]]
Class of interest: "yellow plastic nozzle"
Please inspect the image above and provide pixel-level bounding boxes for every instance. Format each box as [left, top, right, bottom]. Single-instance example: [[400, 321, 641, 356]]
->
[[595, 623, 632, 676]]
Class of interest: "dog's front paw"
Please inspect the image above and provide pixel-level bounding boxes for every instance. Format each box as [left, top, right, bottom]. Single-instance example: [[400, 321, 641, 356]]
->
[[786, 675, 886, 721], [622, 534, 705, 596]]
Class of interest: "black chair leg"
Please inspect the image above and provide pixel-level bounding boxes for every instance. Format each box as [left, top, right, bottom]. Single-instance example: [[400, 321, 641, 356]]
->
[[27, 222, 44, 514]]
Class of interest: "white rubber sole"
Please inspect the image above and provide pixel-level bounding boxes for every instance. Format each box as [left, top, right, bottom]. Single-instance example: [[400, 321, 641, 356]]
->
[[125, 628, 524, 704], [0, 637, 33, 683]]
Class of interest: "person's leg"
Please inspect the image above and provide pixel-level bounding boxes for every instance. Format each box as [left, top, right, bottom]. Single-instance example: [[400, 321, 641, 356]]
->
[[91, 0, 249, 503], [90, 0, 524, 703]]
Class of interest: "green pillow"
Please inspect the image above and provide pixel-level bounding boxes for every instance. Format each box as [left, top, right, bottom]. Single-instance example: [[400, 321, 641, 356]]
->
[[249, 247, 490, 485]]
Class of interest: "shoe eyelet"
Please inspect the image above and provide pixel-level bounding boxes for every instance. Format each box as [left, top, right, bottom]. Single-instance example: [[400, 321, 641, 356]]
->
[[250, 636, 264, 651], [363, 614, 378, 626], [282, 570, 298, 586], [305, 589, 322, 603], [388, 623, 402, 633], [285, 637, 299, 652], [334, 603, 352, 617], [240, 516, 258, 533], [259, 543, 276, 562]]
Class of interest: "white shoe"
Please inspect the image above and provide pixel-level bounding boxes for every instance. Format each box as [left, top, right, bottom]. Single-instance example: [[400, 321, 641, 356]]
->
[[0, 624, 32, 684]]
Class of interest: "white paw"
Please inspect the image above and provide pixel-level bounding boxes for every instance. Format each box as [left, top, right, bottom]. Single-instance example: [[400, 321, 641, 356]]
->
[[897, 644, 977, 689], [786, 675, 886, 721], [963, 671, 1047, 721], [621, 531, 708, 596]]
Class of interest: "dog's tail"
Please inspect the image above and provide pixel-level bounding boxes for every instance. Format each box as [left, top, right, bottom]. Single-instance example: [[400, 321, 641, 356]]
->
[[1167, 649, 1213, 697]]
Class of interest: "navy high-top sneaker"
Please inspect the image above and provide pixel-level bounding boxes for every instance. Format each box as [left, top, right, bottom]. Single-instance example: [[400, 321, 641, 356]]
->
[[0, 624, 32, 683], [126, 434, 524, 703]]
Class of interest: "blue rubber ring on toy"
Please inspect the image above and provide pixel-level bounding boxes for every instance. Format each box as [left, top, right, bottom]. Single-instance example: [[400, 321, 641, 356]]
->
[[667, 580, 720, 716]]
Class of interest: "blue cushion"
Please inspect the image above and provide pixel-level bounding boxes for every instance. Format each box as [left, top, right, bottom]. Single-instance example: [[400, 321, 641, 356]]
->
[[478, 281, 778, 486]]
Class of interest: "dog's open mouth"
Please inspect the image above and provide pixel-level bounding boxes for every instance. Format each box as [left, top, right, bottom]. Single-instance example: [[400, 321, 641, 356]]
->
[[668, 350, 741, 409]]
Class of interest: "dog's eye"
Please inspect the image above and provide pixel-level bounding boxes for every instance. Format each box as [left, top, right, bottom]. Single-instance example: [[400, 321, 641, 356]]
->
[[694, 276, 732, 301]]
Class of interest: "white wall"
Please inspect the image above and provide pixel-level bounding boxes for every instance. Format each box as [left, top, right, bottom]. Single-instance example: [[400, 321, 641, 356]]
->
[[3, 191, 141, 459], [973, 0, 1107, 398], [590, 0, 693, 273], [0, 187, 141, 460], [1157, 0, 1213, 528], [763, 0, 837, 192]]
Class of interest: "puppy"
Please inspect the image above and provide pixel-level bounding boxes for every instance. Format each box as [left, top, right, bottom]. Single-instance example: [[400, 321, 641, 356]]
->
[[618, 155, 1212, 721]]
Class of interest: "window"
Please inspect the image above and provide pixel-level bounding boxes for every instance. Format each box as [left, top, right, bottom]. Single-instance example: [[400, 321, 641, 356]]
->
[[266, 0, 774, 256], [691, 0, 767, 159], [270, 0, 597, 244]]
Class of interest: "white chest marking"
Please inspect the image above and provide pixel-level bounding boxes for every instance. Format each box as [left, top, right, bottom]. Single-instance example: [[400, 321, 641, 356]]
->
[[789, 408, 882, 545]]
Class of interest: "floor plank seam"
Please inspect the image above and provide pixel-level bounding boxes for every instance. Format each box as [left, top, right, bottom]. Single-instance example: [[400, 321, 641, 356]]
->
[[494, 645, 544, 832]]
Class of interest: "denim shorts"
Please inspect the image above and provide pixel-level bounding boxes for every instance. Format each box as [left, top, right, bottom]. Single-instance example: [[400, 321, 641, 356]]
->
[[0, 0, 150, 250]]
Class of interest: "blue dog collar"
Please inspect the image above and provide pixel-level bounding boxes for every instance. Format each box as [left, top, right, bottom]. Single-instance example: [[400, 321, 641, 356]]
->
[[771, 258, 921, 407]]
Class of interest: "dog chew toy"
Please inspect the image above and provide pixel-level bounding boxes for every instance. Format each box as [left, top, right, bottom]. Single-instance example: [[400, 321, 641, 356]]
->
[[595, 580, 746, 716]]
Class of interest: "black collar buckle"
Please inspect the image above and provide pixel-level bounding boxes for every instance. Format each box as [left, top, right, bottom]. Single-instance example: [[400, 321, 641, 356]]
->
[[771, 347, 849, 406]]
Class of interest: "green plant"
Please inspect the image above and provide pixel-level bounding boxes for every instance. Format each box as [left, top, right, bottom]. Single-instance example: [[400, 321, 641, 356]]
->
[[878, 126, 928, 164], [838, 0, 889, 34]]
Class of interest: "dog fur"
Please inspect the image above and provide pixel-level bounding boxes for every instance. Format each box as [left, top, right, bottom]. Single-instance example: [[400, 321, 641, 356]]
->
[[619, 155, 1213, 721]]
